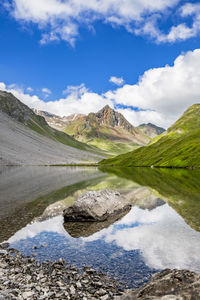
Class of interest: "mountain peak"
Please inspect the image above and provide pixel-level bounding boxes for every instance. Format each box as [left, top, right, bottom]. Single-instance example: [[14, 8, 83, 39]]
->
[[103, 104, 111, 110], [95, 104, 133, 130], [97, 105, 112, 114]]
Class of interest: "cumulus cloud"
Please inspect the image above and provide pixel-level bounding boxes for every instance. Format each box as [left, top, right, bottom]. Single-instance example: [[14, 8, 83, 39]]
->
[[105, 48, 200, 128], [1, 82, 113, 117], [6, 0, 200, 44], [109, 76, 124, 86], [85, 204, 200, 272], [42, 88, 52, 94], [62, 83, 88, 96], [1, 48, 200, 128], [26, 87, 33, 92]]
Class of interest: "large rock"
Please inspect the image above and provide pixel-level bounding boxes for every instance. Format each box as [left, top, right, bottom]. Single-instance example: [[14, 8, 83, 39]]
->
[[63, 190, 131, 222], [115, 269, 200, 299], [64, 208, 130, 237]]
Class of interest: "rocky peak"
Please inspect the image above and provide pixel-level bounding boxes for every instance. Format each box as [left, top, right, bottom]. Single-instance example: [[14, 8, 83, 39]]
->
[[137, 122, 165, 138], [95, 105, 135, 132]]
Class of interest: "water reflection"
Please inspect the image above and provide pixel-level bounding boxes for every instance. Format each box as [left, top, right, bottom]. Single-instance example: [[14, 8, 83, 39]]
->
[[8, 201, 200, 287], [0, 166, 105, 242], [2, 166, 200, 288], [100, 167, 200, 231], [64, 208, 131, 237]]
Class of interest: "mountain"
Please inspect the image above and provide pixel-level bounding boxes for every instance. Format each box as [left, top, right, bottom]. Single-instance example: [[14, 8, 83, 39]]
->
[[137, 123, 165, 138], [100, 104, 200, 167], [32, 109, 84, 131], [0, 91, 104, 165], [35, 105, 164, 156]]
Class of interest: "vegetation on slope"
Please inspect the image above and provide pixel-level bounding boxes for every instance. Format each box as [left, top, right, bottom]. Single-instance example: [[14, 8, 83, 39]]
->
[[100, 166, 200, 231], [100, 104, 200, 167], [64, 105, 161, 156]]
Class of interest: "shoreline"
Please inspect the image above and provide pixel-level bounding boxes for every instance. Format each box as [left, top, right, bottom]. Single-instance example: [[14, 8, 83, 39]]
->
[[1, 163, 200, 169], [1, 243, 200, 299], [0, 243, 124, 300]]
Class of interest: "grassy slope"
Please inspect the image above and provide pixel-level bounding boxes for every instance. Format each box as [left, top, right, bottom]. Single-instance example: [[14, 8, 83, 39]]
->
[[99, 166, 200, 231], [0, 92, 104, 155], [64, 113, 141, 156], [100, 104, 200, 167]]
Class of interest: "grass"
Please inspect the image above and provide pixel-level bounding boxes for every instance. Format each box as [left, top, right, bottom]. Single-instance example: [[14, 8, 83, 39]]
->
[[100, 104, 200, 168], [64, 116, 142, 156]]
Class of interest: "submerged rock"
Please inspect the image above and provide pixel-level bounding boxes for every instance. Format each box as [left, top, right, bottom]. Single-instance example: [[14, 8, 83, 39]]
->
[[115, 269, 200, 299], [64, 208, 131, 237], [63, 190, 131, 222]]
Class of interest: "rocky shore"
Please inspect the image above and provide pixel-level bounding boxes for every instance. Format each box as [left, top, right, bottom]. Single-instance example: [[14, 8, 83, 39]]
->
[[116, 269, 200, 299], [0, 243, 124, 300], [1, 242, 200, 300]]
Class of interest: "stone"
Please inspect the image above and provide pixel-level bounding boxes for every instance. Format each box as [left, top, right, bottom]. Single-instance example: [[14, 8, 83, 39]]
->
[[22, 291, 34, 298], [96, 288, 107, 296], [116, 269, 200, 299], [64, 190, 131, 222], [76, 281, 82, 288], [0, 243, 9, 249], [0, 248, 122, 300], [70, 285, 76, 295], [101, 295, 109, 300]]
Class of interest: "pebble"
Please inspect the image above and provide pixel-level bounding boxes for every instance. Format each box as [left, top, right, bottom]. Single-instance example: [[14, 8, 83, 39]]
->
[[0, 244, 123, 299]]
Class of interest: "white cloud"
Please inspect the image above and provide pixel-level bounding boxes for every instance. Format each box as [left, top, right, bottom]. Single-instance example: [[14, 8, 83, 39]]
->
[[8, 202, 200, 273], [136, 2, 200, 43], [0, 82, 6, 90], [2, 82, 113, 117], [85, 204, 200, 272], [62, 83, 88, 95], [109, 76, 124, 86], [8, 216, 66, 243], [1, 48, 200, 128], [8, 0, 200, 44], [42, 87, 52, 95], [27, 87, 33, 92], [105, 48, 200, 128]]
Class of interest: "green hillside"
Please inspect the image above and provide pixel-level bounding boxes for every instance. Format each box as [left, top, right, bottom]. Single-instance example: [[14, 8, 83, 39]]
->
[[0, 91, 100, 153], [64, 105, 161, 156], [64, 114, 140, 155], [100, 104, 200, 168]]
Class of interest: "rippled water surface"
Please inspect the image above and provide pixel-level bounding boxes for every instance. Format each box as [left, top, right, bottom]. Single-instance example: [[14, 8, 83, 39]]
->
[[1, 166, 200, 288]]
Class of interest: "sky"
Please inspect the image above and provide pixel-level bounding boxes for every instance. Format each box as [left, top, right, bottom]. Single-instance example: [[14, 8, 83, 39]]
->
[[1, 0, 200, 128]]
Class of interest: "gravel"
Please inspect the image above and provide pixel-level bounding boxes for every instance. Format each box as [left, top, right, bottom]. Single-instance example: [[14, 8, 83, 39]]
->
[[0, 243, 124, 300], [0, 111, 103, 166]]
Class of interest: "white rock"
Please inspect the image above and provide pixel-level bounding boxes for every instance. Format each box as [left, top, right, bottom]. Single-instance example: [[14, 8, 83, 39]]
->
[[64, 190, 131, 222]]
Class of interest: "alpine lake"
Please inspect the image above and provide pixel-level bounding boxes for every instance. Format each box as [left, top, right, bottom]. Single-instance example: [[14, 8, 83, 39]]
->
[[1, 165, 200, 289]]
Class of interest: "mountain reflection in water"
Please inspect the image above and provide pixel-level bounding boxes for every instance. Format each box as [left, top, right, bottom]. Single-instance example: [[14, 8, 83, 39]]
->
[[8, 202, 200, 288], [2, 166, 200, 288]]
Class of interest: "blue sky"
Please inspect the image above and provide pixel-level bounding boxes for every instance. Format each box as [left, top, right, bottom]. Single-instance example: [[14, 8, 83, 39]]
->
[[1, 0, 200, 128]]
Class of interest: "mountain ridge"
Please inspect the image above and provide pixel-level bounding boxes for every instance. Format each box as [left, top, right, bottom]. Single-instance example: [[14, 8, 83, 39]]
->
[[0, 91, 97, 152], [0, 91, 104, 165], [35, 105, 165, 156]]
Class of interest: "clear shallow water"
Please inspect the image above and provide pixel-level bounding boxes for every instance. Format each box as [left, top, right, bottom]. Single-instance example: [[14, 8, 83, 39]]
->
[[1, 166, 200, 288], [7, 204, 200, 288]]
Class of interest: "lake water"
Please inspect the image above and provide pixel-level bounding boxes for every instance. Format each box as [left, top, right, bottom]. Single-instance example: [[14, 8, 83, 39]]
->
[[1, 166, 200, 288]]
